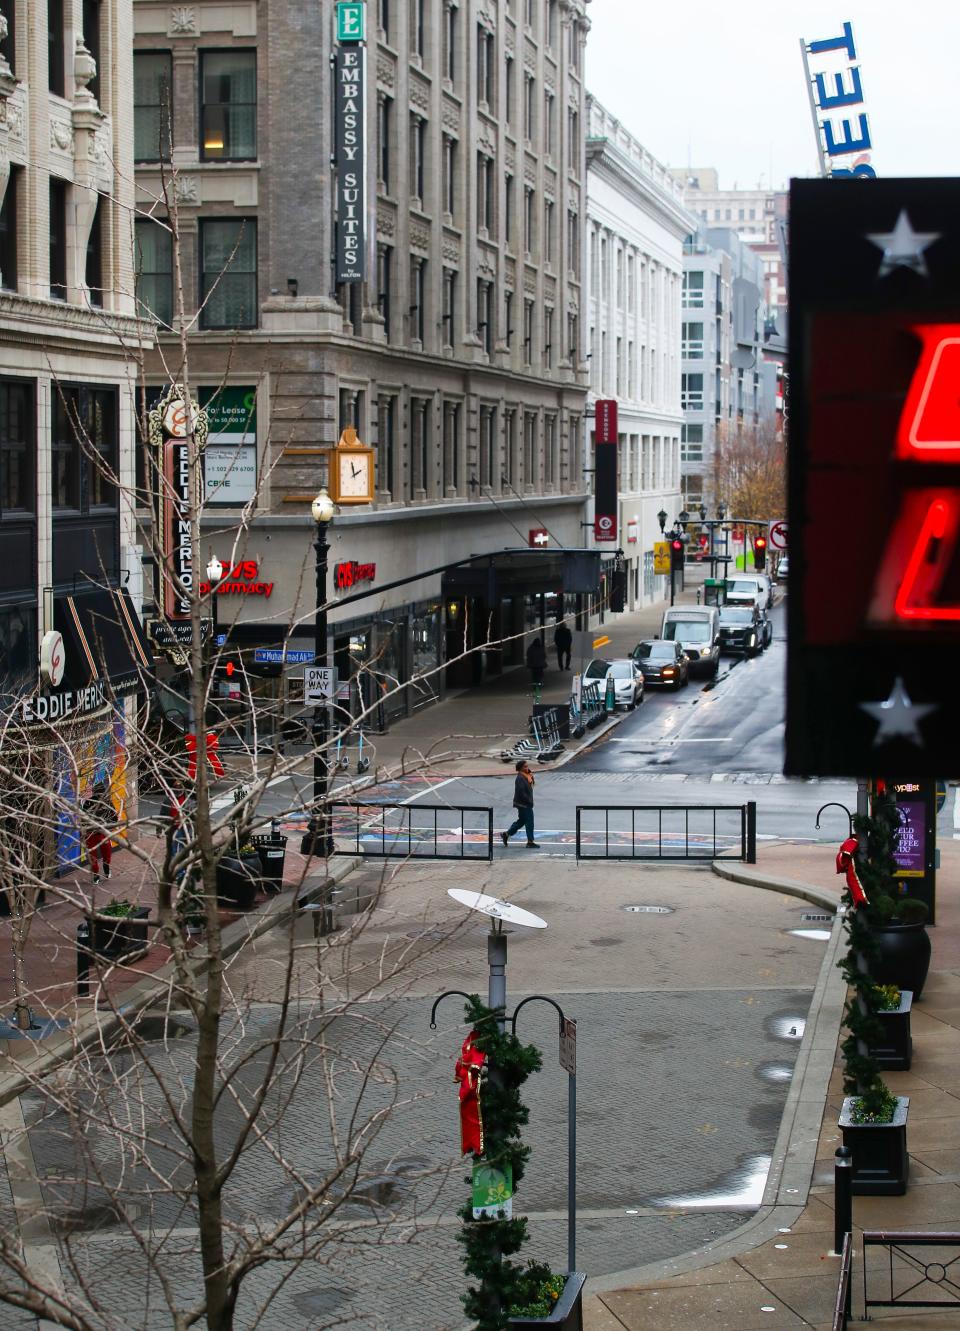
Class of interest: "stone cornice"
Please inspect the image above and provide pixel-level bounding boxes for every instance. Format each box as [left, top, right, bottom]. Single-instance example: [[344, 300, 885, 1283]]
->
[[0, 292, 152, 352], [587, 138, 696, 241]]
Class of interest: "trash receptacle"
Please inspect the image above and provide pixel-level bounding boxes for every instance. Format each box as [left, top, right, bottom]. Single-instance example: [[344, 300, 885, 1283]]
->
[[252, 832, 288, 894]]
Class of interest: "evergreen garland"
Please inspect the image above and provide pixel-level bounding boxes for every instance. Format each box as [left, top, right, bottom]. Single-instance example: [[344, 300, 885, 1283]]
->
[[838, 794, 899, 1120], [455, 994, 543, 1331]]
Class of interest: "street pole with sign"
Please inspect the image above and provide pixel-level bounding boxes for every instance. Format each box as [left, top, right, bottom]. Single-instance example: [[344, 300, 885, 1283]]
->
[[302, 490, 336, 857]]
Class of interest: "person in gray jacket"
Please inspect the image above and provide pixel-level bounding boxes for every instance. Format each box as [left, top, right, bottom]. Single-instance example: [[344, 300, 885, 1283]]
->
[[500, 760, 540, 848]]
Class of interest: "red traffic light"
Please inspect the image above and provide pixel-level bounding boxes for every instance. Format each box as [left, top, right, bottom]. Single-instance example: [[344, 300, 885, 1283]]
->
[[225, 661, 235, 677], [754, 535, 767, 550], [670, 538, 683, 552]]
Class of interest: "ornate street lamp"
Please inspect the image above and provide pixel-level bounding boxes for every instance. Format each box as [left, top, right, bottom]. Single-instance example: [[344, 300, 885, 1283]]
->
[[656, 508, 667, 533], [302, 488, 336, 856]]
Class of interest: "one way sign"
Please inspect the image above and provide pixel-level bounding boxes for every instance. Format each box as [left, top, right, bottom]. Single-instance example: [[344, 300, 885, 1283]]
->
[[529, 529, 549, 547]]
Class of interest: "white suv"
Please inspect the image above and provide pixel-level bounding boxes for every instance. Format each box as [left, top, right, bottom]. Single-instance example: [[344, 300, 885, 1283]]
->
[[725, 574, 772, 611]]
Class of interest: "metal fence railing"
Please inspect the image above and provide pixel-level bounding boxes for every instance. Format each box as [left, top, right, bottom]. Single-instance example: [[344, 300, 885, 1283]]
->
[[330, 802, 494, 862], [832, 1232, 852, 1331], [575, 802, 757, 862], [863, 1230, 960, 1314]]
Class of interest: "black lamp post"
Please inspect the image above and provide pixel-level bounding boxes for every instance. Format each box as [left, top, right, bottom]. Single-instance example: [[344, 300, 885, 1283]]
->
[[206, 555, 224, 640], [302, 487, 336, 857]]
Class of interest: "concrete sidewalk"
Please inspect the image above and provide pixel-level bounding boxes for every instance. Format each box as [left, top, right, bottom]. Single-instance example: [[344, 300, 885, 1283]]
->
[[586, 841, 960, 1330]]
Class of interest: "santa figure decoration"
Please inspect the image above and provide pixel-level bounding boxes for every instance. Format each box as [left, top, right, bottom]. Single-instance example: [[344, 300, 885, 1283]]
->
[[836, 836, 869, 908], [454, 1030, 486, 1156]]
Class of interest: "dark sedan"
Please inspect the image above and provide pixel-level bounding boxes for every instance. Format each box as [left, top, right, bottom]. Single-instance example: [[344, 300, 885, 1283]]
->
[[718, 606, 762, 657], [632, 639, 690, 690]]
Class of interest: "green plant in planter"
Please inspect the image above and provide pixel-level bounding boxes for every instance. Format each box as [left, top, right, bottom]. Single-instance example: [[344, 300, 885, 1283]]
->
[[100, 898, 136, 918], [506, 1264, 567, 1319], [839, 795, 900, 1123], [873, 983, 902, 1012], [455, 995, 543, 1331]]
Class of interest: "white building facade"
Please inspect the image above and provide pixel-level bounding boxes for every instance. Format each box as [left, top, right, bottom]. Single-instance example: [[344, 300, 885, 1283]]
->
[[585, 97, 693, 611]]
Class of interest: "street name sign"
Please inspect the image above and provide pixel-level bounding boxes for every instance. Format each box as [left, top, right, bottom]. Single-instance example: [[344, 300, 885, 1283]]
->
[[559, 1018, 577, 1075]]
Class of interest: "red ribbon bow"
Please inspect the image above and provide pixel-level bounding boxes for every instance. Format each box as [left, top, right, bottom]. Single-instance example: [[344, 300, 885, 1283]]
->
[[454, 1031, 486, 1157], [836, 836, 869, 908]]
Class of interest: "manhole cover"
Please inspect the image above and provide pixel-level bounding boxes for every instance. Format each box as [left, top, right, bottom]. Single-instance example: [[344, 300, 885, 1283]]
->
[[623, 905, 674, 914]]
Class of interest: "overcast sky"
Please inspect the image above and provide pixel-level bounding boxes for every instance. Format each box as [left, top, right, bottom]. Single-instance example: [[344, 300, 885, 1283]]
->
[[584, 1, 960, 188]]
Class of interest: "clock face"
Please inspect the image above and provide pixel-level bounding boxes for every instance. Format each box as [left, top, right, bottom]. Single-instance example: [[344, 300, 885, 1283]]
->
[[337, 450, 371, 501]]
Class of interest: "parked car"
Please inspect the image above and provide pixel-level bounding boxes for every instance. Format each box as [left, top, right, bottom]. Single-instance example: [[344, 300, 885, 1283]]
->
[[776, 554, 789, 581], [633, 639, 690, 690], [659, 607, 720, 677], [718, 605, 763, 657], [581, 657, 644, 709], [725, 573, 772, 610]]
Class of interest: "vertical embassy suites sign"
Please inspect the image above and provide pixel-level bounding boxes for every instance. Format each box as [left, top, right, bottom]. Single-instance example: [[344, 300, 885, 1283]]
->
[[335, 3, 366, 284]]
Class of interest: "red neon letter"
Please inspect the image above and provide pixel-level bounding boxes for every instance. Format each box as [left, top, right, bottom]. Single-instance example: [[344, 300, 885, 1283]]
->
[[898, 324, 960, 461]]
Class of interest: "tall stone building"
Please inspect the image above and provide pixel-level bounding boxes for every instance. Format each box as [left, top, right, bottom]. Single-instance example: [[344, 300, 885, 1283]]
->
[[133, 0, 591, 734], [585, 97, 692, 612], [0, 0, 152, 870]]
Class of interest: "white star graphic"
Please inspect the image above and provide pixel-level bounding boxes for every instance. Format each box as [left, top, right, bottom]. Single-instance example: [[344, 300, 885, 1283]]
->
[[859, 677, 937, 746], [867, 210, 940, 278]]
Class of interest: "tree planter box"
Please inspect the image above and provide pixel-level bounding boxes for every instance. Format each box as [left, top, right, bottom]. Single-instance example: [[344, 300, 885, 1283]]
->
[[869, 922, 931, 999], [216, 854, 261, 910], [869, 991, 913, 1071], [91, 907, 150, 961], [839, 1096, 910, 1196], [508, 1273, 586, 1328]]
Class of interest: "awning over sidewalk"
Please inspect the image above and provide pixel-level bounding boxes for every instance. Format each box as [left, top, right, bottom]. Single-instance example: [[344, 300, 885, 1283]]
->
[[54, 589, 154, 699], [441, 549, 601, 599]]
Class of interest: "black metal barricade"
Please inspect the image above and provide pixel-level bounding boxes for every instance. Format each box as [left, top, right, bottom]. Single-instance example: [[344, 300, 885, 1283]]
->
[[330, 802, 494, 861]]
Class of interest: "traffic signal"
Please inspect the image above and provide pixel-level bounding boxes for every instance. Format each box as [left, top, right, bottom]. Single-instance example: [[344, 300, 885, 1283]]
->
[[610, 568, 626, 613], [670, 537, 684, 571], [753, 535, 767, 570]]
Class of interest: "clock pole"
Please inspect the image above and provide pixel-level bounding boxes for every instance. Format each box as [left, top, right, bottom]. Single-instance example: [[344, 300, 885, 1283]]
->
[[302, 487, 336, 857]]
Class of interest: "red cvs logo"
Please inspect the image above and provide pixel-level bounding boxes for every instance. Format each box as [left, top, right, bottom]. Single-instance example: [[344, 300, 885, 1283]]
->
[[871, 326, 960, 624]]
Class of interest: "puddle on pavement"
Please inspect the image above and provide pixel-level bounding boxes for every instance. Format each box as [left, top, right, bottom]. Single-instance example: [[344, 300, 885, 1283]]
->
[[755, 1060, 794, 1085], [786, 928, 831, 941], [765, 1012, 807, 1042], [654, 1152, 771, 1209]]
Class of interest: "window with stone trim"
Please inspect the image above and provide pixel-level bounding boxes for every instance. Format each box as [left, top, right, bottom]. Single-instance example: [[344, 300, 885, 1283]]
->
[[0, 165, 19, 292], [200, 50, 256, 161], [49, 177, 67, 301], [133, 52, 172, 162], [199, 219, 258, 329], [476, 278, 492, 354], [0, 379, 33, 516], [477, 153, 494, 234], [442, 267, 456, 347], [409, 114, 425, 203], [477, 24, 494, 106], [443, 1, 456, 81], [442, 400, 460, 493], [377, 393, 397, 496], [442, 134, 456, 214], [522, 299, 534, 366], [377, 96, 392, 190]]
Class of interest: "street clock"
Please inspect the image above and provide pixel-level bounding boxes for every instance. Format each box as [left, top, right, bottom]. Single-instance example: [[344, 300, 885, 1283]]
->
[[327, 426, 375, 505]]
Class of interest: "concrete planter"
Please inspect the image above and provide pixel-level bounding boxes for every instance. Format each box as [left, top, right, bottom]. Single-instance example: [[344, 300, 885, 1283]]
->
[[869, 990, 913, 1071], [91, 906, 150, 961], [839, 1095, 910, 1195], [216, 852, 261, 910], [508, 1273, 586, 1328]]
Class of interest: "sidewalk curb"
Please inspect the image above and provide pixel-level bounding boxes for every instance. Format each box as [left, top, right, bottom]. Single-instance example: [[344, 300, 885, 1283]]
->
[[0, 856, 361, 1110], [711, 860, 840, 911], [585, 861, 846, 1296]]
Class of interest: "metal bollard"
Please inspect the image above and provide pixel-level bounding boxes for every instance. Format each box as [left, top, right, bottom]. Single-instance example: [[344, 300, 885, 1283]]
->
[[834, 1145, 853, 1259], [77, 920, 91, 998]]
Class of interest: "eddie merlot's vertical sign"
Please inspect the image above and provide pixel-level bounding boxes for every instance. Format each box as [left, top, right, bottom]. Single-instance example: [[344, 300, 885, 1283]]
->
[[334, 4, 366, 284]]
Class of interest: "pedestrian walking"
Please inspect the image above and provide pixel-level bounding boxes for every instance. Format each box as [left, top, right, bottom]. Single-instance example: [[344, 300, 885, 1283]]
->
[[500, 759, 540, 849], [526, 635, 547, 690], [83, 779, 114, 885], [553, 619, 573, 671]]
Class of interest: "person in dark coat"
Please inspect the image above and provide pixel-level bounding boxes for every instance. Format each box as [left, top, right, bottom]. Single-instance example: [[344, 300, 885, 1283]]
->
[[553, 619, 573, 670], [500, 760, 539, 848], [526, 635, 547, 687]]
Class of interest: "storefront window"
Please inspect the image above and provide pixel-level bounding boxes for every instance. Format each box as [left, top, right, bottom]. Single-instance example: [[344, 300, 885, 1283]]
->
[[410, 603, 441, 707]]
